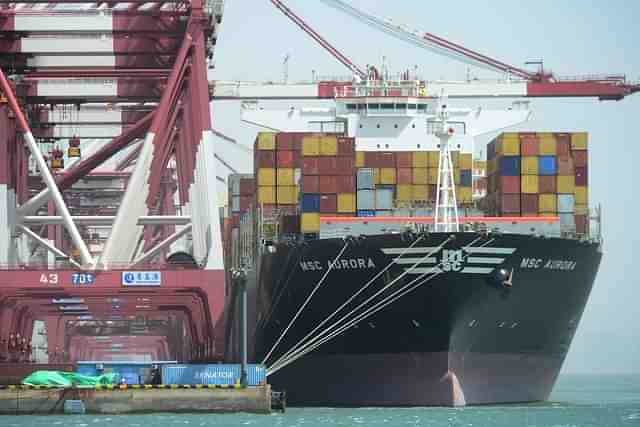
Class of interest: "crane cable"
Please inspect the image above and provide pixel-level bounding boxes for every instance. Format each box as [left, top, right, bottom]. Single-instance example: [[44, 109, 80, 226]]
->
[[261, 240, 350, 365], [266, 232, 428, 370], [268, 236, 495, 376]]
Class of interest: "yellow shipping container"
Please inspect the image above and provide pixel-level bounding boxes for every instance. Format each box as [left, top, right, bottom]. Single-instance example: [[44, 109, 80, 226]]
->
[[337, 193, 356, 213], [396, 200, 412, 209], [380, 168, 397, 184], [319, 135, 338, 156], [413, 151, 428, 168], [257, 132, 276, 150], [451, 151, 459, 168], [412, 185, 428, 201], [428, 168, 438, 185], [571, 132, 588, 150], [277, 186, 297, 205], [396, 184, 412, 201], [497, 136, 520, 156], [427, 151, 440, 168], [258, 186, 275, 204], [277, 168, 295, 186], [539, 212, 557, 217], [373, 168, 381, 185], [538, 133, 557, 155], [557, 175, 575, 194], [521, 156, 539, 175], [539, 194, 557, 212], [458, 186, 472, 204], [521, 175, 539, 194], [302, 136, 320, 156], [459, 153, 473, 170], [355, 151, 365, 167], [575, 204, 589, 215], [258, 168, 276, 186], [301, 213, 320, 233], [412, 168, 428, 184], [454, 168, 460, 185], [575, 186, 588, 205]]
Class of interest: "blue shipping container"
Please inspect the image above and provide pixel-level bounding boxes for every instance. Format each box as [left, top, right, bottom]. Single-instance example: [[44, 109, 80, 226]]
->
[[539, 156, 557, 176], [356, 210, 376, 217], [357, 189, 375, 210], [499, 156, 520, 176], [76, 361, 178, 385], [357, 168, 375, 190], [559, 213, 576, 229], [161, 364, 266, 386], [301, 194, 320, 212], [375, 187, 394, 210], [557, 194, 575, 213], [375, 210, 393, 217], [460, 170, 472, 187]]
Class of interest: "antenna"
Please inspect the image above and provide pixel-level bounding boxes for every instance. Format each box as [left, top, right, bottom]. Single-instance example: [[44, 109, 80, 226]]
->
[[283, 52, 291, 84]]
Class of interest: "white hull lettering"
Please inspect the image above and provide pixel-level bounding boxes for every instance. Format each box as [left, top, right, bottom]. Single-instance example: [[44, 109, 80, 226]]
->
[[299, 258, 376, 272]]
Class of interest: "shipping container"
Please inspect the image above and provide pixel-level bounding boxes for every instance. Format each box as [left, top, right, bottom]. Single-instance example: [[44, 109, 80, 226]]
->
[[372, 168, 381, 185], [229, 176, 241, 195], [556, 136, 570, 158], [302, 175, 319, 193], [539, 175, 557, 194], [559, 213, 576, 230], [398, 168, 412, 184], [258, 187, 275, 204], [497, 136, 520, 156], [396, 152, 413, 168], [240, 196, 251, 212], [557, 157, 575, 176], [375, 210, 394, 217], [302, 136, 320, 156], [539, 194, 557, 213], [231, 195, 240, 213], [335, 157, 355, 175], [239, 178, 255, 196], [338, 193, 356, 213], [575, 214, 588, 234], [487, 158, 497, 176], [499, 156, 521, 176], [336, 175, 356, 193], [557, 175, 576, 194], [258, 168, 276, 186], [393, 208, 412, 217], [428, 168, 438, 185], [357, 189, 375, 210], [396, 184, 412, 201], [575, 205, 589, 215], [318, 157, 337, 175], [538, 133, 557, 155], [319, 175, 338, 194], [459, 153, 472, 170], [521, 194, 539, 214], [320, 194, 337, 213], [319, 135, 338, 156], [277, 168, 295, 186], [498, 194, 521, 214], [256, 150, 276, 168], [412, 151, 428, 168], [337, 137, 355, 156], [412, 168, 428, 185], [538, 156, 557, 175], [364, 152, 379, 168], [257, 132, 276, 150], [558, 194, 575, 213], [277, 186, 298, 205], [428, 151, 440, 168], [571, 132, 588, 150], [380, 168, 397, 184], [460, 169, 472, 187], [161, 364, 267, 386], [520, 135, 539, 156], [521, 175, 539, 194], [458, 187, 472, 204], [357, 210, 376, 217], [277, 150, 295, 168], [276, 132, 295, 151], [301, 213, 321, 232], [575, 166, 588, 186], [573, 150, 588, 168], [428, 185, 438, 201], [378, 152, 396, 168], [302, 157, 320, 175], [450, 151, 460, 168], [487, 140, 496, 160], [301, 194, 320, 212], [521, 156, 539, 175], [355, 151, 365, 167], [412, 185, 428, 201], [376, 187, 394, 210], [575, 186, 588, 205], [357, 168, 375, 190]]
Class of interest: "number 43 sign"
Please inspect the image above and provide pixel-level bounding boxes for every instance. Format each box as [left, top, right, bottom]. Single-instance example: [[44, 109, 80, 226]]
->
[[39, 273, 59, 285]]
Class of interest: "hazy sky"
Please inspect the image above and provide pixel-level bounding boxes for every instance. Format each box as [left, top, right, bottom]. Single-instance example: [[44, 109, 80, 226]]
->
[[210, 1, 640, 373]]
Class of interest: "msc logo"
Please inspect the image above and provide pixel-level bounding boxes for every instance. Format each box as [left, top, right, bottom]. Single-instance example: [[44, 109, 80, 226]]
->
[[441, 249, 464, 272]]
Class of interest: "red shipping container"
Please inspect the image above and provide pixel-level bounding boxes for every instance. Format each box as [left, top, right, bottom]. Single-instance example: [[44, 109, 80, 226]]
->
[[397, 168, 412, 184], [239, 178, 255, 195], [232, 213, 240, 227], [539, 175, 557, 194], [302, 157, 320, 175], [497, 176, 521, 194], [256, 150, 275, 168], [499, 194, 521, 214], [520, 138, 539, 156], [575, 166, 588, 186], [277, 150, 295, 167], [319, 175, 338, 193], [239, 195, 252, 212], [573, 150, 588, 168], [557, 157, 575, 176], [364, 152, 378, 167], [556, 134, 571, 157], [575, 214, 588, 234], [261, 204, 279, 216], [336, 157, 355, 175], [337, 137, 355, 156], [320, 194, 337, 213], [319, 157, 338, 175], [302, 175, 319, 193], [378, 152, 396, 168], [521, 194, 539, 214], [396, 152, 413, 168], [336, 175, 356, 193], [276, 133, 295, 151]]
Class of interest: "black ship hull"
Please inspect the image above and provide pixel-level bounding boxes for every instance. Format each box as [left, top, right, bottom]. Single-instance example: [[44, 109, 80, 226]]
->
[[250, 232, 602, 406]]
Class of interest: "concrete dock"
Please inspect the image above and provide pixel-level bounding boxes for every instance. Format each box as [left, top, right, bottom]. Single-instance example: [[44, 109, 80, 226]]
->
[[0, 384, 272, 414]]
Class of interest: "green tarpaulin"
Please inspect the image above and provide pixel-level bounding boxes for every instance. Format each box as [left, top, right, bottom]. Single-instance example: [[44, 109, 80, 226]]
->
[[22, 371, 117, 387]]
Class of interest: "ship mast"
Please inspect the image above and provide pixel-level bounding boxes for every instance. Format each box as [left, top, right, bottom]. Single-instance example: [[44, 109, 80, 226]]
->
[[433, 93, 460, 233]]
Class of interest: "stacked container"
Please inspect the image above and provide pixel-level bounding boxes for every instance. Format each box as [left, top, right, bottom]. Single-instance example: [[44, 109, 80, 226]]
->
[[486, 132, 589, 234]]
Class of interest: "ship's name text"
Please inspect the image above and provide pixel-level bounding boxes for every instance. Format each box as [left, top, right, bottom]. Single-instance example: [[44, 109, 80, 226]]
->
[[300, 258, 376, 271], [520, 258, 577, 271]]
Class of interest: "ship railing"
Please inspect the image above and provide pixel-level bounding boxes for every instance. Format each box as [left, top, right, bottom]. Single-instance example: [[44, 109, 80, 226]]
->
[[556, 74, 627, 83], [0, 262, 205, 271], [334, 82, 424, 98]]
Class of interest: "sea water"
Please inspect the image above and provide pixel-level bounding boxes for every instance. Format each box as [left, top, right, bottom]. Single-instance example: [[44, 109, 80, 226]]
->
[[1, 374, 638, 427]]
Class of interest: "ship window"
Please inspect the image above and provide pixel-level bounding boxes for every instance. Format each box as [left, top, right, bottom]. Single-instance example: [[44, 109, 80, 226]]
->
[[412, 124, 416, 128], [346, 104, 357, 111], [394, 124, 398, 129], [376, 144, 381, 148], [408, 104, 417, 110], [417, 144, 421, 148], [418, 104, 427, 111], [381, 103, 394, 110], [359, 124, 363, 129], [369, 104, 380, 110], [376, 124, 381, 129], [396, 103, 407, 110], [385, 144, 389, 149]]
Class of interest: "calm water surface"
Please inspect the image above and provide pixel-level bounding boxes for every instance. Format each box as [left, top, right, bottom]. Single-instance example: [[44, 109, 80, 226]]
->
[[1, 374, 639, 427]]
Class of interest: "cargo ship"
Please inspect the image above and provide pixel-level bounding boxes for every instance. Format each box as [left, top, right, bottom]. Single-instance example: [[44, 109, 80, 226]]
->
[[223, 77, 602, 406]]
